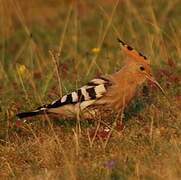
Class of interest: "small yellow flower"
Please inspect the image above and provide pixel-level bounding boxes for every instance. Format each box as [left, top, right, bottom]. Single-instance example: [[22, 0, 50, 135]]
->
[[91, 48, 100, 54], [17, 64, 27, 76]]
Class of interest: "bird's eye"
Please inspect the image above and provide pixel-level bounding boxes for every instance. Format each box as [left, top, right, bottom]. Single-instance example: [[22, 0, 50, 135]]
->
[[140, 66, 145, 71]]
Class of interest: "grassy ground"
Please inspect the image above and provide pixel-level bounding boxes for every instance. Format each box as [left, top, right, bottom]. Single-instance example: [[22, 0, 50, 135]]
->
[[0, 0, 181, 179]]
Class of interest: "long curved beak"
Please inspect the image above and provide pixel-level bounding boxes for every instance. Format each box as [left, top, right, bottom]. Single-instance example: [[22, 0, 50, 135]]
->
[[145, 73, 166, 96]]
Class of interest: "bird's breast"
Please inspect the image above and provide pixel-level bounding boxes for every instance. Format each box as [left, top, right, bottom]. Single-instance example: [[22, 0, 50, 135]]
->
[[103, 81, 138, 111]]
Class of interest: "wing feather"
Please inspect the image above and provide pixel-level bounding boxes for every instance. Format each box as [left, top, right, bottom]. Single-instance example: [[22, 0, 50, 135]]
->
[[37, 76, 112, 111]]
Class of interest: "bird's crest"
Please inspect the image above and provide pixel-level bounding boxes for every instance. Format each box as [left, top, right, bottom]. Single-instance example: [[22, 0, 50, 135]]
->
[[117, 38, 150, 65]]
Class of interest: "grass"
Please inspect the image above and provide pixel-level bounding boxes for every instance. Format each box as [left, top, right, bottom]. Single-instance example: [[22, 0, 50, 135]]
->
[[0, 0, 181, 179]]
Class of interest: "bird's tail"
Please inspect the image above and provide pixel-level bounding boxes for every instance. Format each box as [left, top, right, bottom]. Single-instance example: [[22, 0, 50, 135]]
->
[[16, 109, 46, 119]]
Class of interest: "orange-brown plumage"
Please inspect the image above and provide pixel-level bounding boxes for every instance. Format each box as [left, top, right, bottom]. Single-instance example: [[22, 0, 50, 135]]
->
[[16, 39, 165, 120]]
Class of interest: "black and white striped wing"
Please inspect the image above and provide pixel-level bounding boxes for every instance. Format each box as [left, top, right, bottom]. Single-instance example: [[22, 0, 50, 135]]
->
[[38, 76, 112, 111]]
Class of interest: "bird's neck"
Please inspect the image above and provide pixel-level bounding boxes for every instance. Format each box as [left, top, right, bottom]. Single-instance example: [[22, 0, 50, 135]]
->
[[113, 65, 145, 86], [110, 67, 145, 110]]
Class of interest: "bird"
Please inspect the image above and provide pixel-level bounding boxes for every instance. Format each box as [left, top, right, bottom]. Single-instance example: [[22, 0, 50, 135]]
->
[[16, 38, 165, 120]]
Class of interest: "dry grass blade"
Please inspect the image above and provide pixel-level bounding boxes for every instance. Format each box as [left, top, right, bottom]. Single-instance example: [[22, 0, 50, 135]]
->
[[49, 50, 63, 97], [86, 0, 120, 76]]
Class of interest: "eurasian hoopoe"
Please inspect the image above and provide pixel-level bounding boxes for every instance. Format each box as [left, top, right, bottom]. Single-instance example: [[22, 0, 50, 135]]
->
[[16, 39, 165, 120]]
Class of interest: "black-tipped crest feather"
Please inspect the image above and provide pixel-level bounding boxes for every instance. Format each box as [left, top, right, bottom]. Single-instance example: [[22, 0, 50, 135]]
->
[[117, 38, 149, 63]]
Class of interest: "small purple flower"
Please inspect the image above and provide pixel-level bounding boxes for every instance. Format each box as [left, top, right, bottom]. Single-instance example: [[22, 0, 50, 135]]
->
[[104, 160, 116, 169]]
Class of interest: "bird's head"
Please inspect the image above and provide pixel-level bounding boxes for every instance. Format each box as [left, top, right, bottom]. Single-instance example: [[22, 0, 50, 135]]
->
[[118, 38, 166, 95]]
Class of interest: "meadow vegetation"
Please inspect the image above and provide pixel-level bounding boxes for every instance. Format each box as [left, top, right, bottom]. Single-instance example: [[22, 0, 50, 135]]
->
[[0, 0, 180, 179]]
